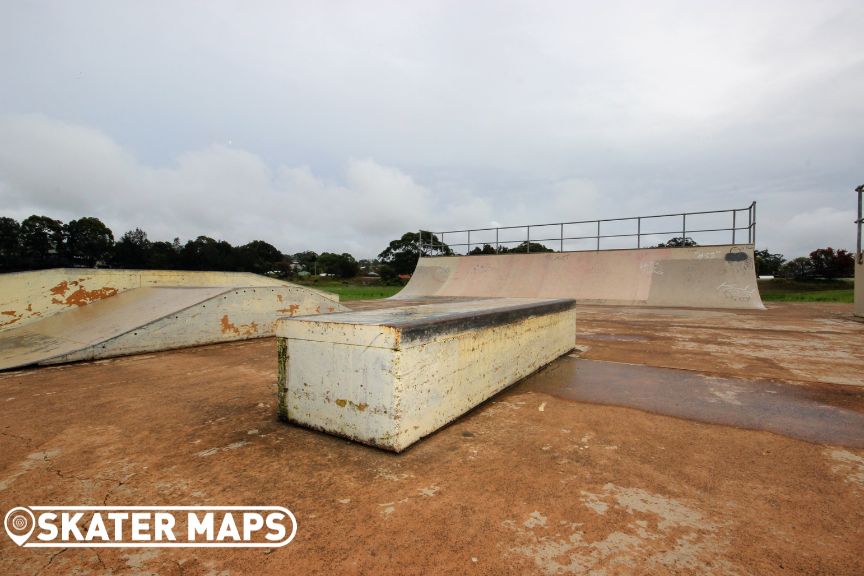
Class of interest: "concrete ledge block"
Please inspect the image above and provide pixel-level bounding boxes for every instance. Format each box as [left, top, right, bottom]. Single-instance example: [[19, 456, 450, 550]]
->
[[276, 298, 576, 452]]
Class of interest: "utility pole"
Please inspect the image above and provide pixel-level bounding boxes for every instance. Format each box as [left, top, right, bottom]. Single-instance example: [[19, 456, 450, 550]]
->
[[855, 185, 863, 317]]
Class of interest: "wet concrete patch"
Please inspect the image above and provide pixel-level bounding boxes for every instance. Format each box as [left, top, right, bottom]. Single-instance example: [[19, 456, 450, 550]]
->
[[519, 357, 864, 447]]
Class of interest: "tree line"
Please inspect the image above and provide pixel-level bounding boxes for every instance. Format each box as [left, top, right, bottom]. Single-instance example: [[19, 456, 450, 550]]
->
[[379, 231, 856, 280], [0, 216, 855, 281], [755, 248, 855, 280], [653, 240, 855, 279], [0, 214, 361, 278]]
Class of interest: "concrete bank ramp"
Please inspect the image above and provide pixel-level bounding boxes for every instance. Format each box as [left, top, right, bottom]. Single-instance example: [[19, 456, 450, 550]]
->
[[0, 284, 347, 371], [0, 268, 335, 332], [396, 244, 764, 310]]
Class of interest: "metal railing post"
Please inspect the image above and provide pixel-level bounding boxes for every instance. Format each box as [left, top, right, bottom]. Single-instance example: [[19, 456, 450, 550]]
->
[[747, 206, 752, 244], [753, 202, 757, 246], [527, 226, 530, 253], [560, 223, 564, 252], [596, 221, 600, 251], [637, 217, 641, 248], [682, 213, 687, 241], [732, 210, 736, 244], [857, 186, 863, 260], [467, 230, 471, 255], [495, 228, 499, 253]]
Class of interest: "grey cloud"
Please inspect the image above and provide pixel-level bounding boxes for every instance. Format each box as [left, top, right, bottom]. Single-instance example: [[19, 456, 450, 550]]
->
[[0, 1, 862, 259]]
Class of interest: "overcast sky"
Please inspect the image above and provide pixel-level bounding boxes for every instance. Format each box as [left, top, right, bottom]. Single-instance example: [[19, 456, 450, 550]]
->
[[1, 0, 862, 258]]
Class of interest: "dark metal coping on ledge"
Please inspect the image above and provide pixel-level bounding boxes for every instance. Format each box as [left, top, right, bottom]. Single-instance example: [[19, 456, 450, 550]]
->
[[395, 299, 576, 343]]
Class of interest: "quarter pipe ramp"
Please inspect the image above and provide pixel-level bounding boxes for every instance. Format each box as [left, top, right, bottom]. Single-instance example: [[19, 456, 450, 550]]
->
[[395, 244, 764, 310]]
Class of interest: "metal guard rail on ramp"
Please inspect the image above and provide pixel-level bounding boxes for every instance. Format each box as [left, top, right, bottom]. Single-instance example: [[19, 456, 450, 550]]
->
[[419, 202, 756, 255]]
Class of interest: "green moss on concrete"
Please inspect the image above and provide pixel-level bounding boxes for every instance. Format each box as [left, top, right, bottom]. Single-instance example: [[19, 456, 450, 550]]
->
[[276, 337, 288, 422]]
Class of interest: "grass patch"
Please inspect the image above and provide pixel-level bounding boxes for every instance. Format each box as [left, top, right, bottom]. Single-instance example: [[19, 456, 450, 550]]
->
[[760, 289, 853, 303], [757, 278, 852, 294], [300, 281, 403, 301], [300, 277, 857, 303], [758, 279, 853, 303]]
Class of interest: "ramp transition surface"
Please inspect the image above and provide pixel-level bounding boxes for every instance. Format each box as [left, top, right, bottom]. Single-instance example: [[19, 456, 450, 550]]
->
[[395, 244, 764, 309]]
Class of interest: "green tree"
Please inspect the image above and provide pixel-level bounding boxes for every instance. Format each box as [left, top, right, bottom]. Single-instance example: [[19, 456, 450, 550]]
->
[[318, 252, 360, 278], [778, 257, 815, 280], [238, 240, 283, 274], [0, 217, 21, 271], [148, 240, 182, 269], [499, 241, 553, 254], [754, 249, 785, 276], [292, 251, 319, 274], [113, 228, 152, 268], [20, 215, 65, 268], [357, 259, 375, 274], [269, 257, 296, 279], [378, 231, 452, 275], [655, 237, 698, 248], [181, 236, 237, 271], [809, 247, 854, 279], [377, 263, 401, 285], [469, 244, 498, 255], [64, 217, 114, 267]]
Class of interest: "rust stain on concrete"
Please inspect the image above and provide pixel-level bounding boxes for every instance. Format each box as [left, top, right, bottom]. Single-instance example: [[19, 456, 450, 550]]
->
[[277, 304, 301, 316], [63, 286, 118, 307], [276, 294, 284, 303], [220, 315, 259, 337], [49, 281, 69, 296], [49, 281, 118, 307], [0, 310, 22, 328], [334, 399, 368, 411]]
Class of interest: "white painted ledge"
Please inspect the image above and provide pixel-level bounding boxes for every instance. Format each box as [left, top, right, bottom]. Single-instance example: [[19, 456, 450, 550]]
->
[[276, 298, 576, 452]]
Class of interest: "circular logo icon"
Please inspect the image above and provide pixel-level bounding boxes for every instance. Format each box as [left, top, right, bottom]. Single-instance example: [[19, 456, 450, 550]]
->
[[4, 507, 36, 546]]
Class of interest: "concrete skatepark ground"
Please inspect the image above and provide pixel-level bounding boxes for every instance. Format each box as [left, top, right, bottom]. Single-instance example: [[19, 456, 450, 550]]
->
[[1, 297, 863, 574]]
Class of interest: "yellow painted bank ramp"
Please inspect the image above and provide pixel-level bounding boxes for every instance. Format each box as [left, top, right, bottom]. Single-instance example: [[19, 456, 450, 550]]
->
[[0, 273, 347, 370]]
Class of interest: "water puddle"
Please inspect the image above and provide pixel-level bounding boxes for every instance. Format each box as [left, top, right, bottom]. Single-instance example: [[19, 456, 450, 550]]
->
[[519, 357, 864, 447]]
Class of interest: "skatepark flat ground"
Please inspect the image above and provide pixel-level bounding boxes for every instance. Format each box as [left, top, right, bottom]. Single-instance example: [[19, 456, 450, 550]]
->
[[1, 302, 863, 575]]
